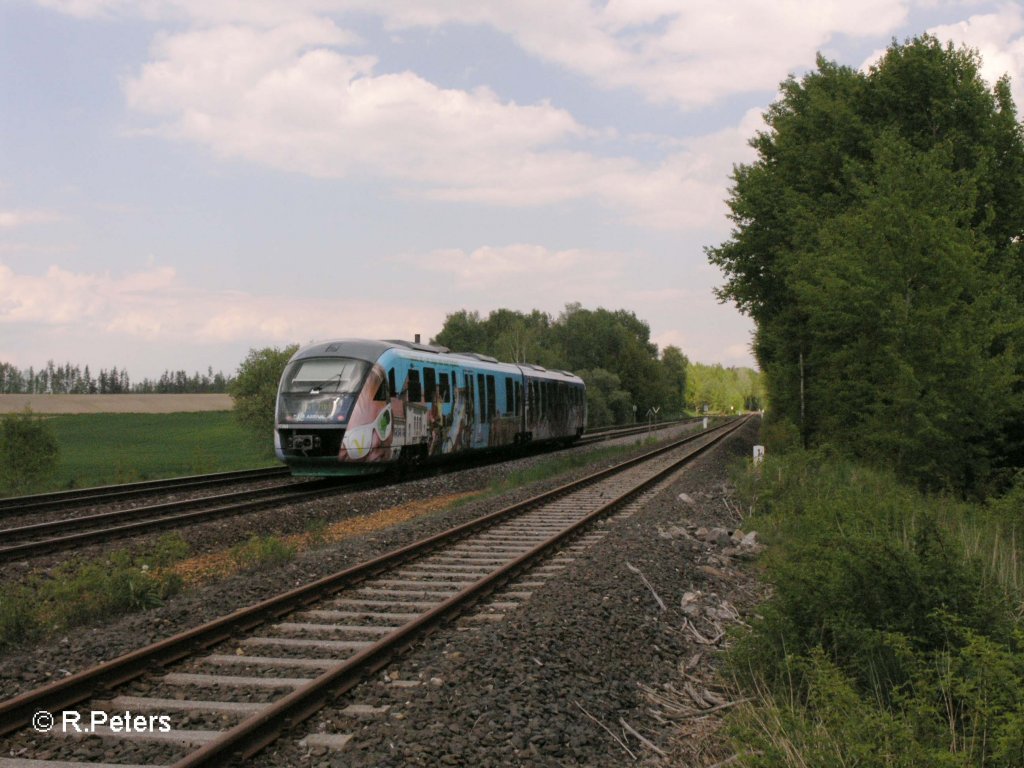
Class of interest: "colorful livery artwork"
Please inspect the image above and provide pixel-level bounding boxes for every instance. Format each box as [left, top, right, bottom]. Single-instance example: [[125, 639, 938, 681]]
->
[[275, 339, 587, 475]]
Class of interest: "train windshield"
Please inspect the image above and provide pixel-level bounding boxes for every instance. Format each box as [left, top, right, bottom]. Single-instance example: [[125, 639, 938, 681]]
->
[[281, 358, 370, 395]]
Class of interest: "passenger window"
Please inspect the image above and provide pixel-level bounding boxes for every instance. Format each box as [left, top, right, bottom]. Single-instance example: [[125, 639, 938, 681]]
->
[[373, 377, 387, 401], [388, 368, 396, 397], [486, 375, 496, 420], [424, 367, 436, 402], [439, 372, 451, 403], [408, 369, 422, 402], [505, 379, 514, 415], [477, 373, 487, 419]]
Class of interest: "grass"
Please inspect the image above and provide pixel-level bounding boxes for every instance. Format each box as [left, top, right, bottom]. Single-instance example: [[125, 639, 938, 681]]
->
[[0, 533, 191, 652], [230, 535, 297, 570], [27, 411, 275, 494], [465, 437, 661, 503]]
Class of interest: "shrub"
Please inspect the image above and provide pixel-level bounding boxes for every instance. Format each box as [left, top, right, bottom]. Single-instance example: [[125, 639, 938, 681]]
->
[[727, 450, 1024, 766], [230, 535, 297, 569], [229, 345, 298, 452], [0, 541, 186, 652], [0, 408, 59, 494]]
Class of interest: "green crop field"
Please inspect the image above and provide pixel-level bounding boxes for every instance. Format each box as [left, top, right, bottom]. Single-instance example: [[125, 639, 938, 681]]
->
[[36, 412, 277, 492]]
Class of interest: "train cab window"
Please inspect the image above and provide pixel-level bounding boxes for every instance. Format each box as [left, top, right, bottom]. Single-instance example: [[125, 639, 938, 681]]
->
[[439, 372, 451, 403], [408, 369, 422, 402], [282, 357, 368, 395], [505, 379, 514, 416], [388, 368, 396, 397], [486, 375, 496, 420], [424, 367, 436, 402]]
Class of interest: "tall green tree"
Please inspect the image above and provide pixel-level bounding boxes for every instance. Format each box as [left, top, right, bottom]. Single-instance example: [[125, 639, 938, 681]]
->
[[708, 35, 1024, 491], [229, 345, 299, 451], [431, 309, 489, 354], [577, 368, 634, 427], [433, 304, 759, 423], [660, 346, 689, 411]]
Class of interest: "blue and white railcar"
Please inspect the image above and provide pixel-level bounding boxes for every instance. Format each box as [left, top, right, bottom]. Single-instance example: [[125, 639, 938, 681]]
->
[[275, 339, 586, 475]]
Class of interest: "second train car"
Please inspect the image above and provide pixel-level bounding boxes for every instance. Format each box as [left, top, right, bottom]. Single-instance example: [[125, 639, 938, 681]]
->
[[275, 338, 587, 475]]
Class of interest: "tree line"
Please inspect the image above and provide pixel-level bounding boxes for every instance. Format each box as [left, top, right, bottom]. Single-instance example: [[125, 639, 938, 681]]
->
[[0, 361, 231, 395], [432, 303, 762, 427], [709, 35, 1024, 494]]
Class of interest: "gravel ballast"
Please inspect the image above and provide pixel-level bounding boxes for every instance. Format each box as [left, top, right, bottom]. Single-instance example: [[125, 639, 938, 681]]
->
[[0, 417, 762, 766], [0, 421, 711, 698], [252, 417, 763, 767]]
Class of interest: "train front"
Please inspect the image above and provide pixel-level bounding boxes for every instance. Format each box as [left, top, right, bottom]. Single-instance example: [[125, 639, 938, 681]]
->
[[274, 346, 393, 475]]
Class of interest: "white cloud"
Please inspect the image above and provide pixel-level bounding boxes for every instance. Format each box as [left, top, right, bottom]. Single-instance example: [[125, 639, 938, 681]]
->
[[928, 4, 1024, 106], [0, 261, 439, 345], [120, 20, 761, 229], [412, 243, 625, 295], [126, 23, 584, 183], [327, 0, 909, 108], [0, 209, 61, 229]]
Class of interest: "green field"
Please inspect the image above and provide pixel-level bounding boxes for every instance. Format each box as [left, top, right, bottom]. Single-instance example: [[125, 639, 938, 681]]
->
[[34, 412, 276, 493]]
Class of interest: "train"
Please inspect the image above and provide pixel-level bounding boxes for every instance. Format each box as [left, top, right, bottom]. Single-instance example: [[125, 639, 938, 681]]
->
[[275, 338, 587, 476]]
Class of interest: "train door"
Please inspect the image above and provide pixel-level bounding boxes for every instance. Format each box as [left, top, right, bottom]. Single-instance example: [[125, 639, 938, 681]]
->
[[515, 378, 526, 440], [461, 371, 482, 450], [474, 371, 490, 448], [437, 368, 458, 454]]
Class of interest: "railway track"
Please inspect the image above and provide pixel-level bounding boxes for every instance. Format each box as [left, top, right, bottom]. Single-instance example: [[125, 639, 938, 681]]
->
[[0, 420, 694, 517], [0, 467, 291, 516], [0, 415, 748, 767], [0, 419, 703, 564], [0, 478, 353, 564]]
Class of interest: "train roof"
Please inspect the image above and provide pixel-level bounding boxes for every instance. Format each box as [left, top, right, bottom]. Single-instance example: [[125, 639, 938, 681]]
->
[[291, 339, 584, 385], [290, 339, 396, 363]]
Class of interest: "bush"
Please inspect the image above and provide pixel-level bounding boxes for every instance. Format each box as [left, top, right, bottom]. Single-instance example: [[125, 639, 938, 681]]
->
[[229, 345, 298, 453], [0, 408, 59, 494], [0, 541, 186, 652], [759, 416, 802, 453], [230, 535, 296, 569], [727, 450, 1024, 766]]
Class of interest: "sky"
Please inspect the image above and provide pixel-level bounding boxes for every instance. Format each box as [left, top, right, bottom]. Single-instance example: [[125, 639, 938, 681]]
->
[[3, 1, 1024, 380]]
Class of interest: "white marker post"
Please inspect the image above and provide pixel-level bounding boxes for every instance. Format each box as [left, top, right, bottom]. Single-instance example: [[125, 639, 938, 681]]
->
[[753, 445, 765, 464]]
